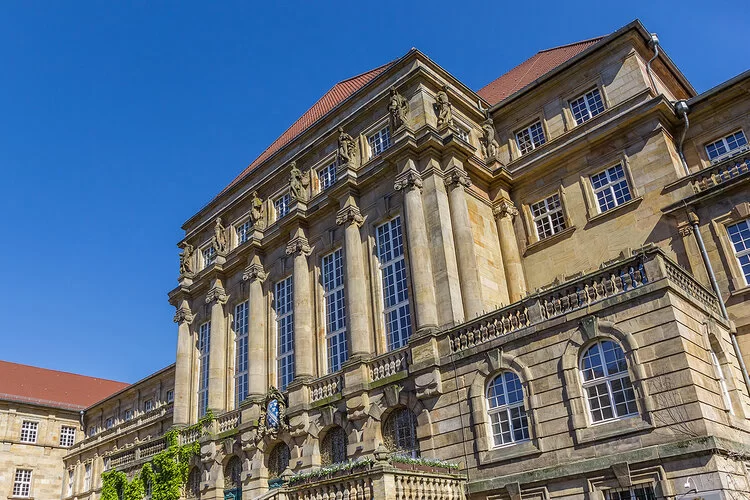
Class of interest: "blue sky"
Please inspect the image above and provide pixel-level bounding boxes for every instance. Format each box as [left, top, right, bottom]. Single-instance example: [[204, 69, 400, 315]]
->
[[0, 1, 747, 383]]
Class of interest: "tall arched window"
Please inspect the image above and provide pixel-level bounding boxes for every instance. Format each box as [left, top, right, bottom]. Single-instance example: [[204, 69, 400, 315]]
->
[[321, 426, 348, 466], [486, 371, 529, 446], [268, 443, 290, 479], [186, 467, 201, 499], [580, 340, 637, 423], [224, 456, 242, 490], [383, 408, 419, 457]]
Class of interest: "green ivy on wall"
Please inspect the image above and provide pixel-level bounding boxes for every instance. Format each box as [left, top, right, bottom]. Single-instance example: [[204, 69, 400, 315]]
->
[[101, 411, 213, 500]]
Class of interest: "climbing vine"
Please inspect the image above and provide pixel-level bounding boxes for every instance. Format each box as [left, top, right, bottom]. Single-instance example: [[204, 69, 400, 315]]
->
[[101, 411, 213, 500]]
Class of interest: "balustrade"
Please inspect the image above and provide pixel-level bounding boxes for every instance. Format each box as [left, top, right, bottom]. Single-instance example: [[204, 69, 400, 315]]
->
[[690, 149, 750, 193], [369, 348, 409, 382], [217, 409, 241, 433], [310, 373, 343, 402]]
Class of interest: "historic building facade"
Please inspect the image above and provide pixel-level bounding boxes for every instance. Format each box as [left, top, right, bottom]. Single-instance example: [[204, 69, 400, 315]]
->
[[20, 18, 750, 500]]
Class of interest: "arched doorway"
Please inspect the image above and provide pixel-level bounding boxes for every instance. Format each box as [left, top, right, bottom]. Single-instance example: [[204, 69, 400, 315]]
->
[[223, 456, 242, 500]]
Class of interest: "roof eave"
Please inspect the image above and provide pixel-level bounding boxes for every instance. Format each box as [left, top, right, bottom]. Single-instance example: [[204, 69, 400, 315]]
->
[[687, 68, 750, 107]]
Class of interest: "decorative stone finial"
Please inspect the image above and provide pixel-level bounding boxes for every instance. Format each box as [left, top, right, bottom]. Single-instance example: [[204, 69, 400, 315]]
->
[[434, 85, 453, 129], [388, 87, 409, 131]]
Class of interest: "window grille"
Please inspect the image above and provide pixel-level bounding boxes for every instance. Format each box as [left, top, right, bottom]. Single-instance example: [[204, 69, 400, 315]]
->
[[383, 408, 419, 458]]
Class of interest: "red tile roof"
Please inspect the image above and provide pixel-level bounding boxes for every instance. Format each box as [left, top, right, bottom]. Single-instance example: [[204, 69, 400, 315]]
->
[[0, 360, 130, 411], [477, 37, 604, 105], [218, 61, 394, 197]]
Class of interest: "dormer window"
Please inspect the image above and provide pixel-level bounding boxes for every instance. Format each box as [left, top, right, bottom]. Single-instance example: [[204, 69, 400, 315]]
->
[[368, 126, 391, 158], [706, 130, 748, 163], [515, 121, 546, 155]]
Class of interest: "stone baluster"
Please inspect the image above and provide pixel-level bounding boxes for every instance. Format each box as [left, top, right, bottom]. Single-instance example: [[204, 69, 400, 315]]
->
[[444, 165, 484, 319], [206, 279, 229, 413], [242, 256, 268, 398], [394, 162, 438, 331], [336, 196, 372, 358], [172, 298, 194, 426], [493, 199, 527, 303], [286, 228, 314, 381]]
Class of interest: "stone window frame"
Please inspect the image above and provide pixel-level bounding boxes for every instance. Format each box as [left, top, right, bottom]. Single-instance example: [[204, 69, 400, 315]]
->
[[273, 274, 295, 392], [468, 349, 542, 465], [710, 203, 750, 294], [19, 420, 39, 444], [232, 216, 253, 249], [200, 244, 216, 271], [364, 119, 392, 161], [320, 247, 348, 374], [311, 152, 338, 196], [166, 390, 174, 403], [579, 152, 641, 222], [451, 115, 472, 145], [521, 184, 575, 249], [690, 121, 748, 169], [562, 316, 654, 445], [587, 464, 672, 500], [562, 80, 610, 130], [12, 468, 33, 498], [233, 300, 250, 408], [701, 320, 747, 420], [60, 425, 76, 447], [704, 128, 748, 164], [512, 116, 548, 158], [272, 191, 292, 223]]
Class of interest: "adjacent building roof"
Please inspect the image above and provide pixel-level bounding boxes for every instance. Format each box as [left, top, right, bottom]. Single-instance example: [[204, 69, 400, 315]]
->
[[218, 61, 394, 198], [0, 360, 130, 411], [477, 37, 604, 105]]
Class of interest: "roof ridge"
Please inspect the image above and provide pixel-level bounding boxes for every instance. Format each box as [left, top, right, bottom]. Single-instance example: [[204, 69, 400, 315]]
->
[[538, 36, 604, 53], [0, 359, 129, 385]]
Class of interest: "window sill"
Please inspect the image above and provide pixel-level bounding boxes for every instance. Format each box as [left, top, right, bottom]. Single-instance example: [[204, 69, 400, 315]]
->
[[729, 285, 750, 298], [524, 226, 576, 255], [478, 439, 541, 465], [585, 197, 643, 227], [574, 415, 652, 445]]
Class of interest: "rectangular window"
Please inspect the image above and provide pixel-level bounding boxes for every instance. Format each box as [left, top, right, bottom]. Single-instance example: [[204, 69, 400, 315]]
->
[[88, 426, 96, 437], [706, 130, 748, 162], [319, 161, 337, 191], [322, 249, 348, 373], [60, 426, 76, 447], [728, 220, 750, 286], [376, 217, 412, 350], [13, 469, 32, 498], [234, 301, 249, 407], [67, 469, 74, 496], [143, 400, 153, 412], [202, 246, 216, 268], [274, 194, 291, 221], [515, 121, 546, 155], [104, 417, 114, 429], [530, 194, 566, 239], [166, 390, 174, 403], [368, 126, 391, 158], [20, 421, 38, 444], [570, 88, 605, 125], [124, 408, 133, 421], [710, 350, 734, 414], [275, 276, 295, 391], [236, 220, 252, 245], [198, 321, 211, 417], [83, 463, 92, 491], [590, 164, 632, 213], [604, 484, 656, 500]]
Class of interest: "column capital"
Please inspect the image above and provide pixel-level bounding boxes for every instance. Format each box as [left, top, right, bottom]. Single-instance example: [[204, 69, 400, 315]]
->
[[173, 307, 194, 325], [242, 262, 268, 283], [336, 204, 364, 227], [394, 169, 423, 193], [493, 199, 519, 220], [205, 286, 229, 305], [285, 235, 312, 257], [444, 168, 472, 190]]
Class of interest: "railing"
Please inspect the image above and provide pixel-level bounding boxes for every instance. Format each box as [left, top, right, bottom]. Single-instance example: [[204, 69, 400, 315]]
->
[[217, 409, 241, 433], [310, 373, 343, 402], [664, 258, 720, 314], [450, 303, 530, 352], [78, 402, 173, 448], [180, 426, 202, 445], [139, 438, 166, 459], [369, 348, 409, 382], [393, 472, 465, 499], [108, 436, 166, 470], [690, 149, 750, 193], [286, 477, 374, 500]]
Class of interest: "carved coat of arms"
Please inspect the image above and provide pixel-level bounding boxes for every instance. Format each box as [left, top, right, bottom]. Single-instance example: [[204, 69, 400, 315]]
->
[[254, 387, 289, 443]]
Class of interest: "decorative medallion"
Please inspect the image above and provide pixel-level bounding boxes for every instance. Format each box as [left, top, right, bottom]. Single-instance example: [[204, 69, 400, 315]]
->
[[254, 387, 289, 443]]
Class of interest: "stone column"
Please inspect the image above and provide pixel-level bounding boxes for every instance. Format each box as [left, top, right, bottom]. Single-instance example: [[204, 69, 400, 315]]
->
[[394, 164, 438, 331], [336, 197, 372, 358], [445, 167, 484, 319], [172, 299, 194, 426], [206, 282, 229, 413], [286, 229, 314, 380], [243, 258, 268, 398], [493, 199, 527, 302]]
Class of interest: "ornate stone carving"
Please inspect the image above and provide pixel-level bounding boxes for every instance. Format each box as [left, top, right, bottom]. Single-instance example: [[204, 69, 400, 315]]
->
[[205, 286, 228, 305], [679, 225, 693, 236], [335, 204, 364, 227], [179, 242, 195, 276], [434, 85, 453, 129], [173, 307, 194, 325], [249, 191, 265, 229], [388, 87, 409, 131], [254, 387, 289, 444], [242, 262, 267, 283], [444, 169, 472, 190], [211, 218, 228, 255], [285, 235, 312, 257], [288, 161, 309, 202], [493, 199, 518, 219], [480, 117, 500, 162], [337, 127, 358, 168], [394, 169, 423, 192]]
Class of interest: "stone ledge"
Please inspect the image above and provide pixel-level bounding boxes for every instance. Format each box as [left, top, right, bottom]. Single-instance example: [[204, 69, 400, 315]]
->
[[478, 439, 541, 466], [574, 415, 652, 446]]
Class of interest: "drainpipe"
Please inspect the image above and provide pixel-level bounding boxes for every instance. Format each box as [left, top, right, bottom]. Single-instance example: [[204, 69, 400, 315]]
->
[[79, 410, 85, 429], [674, 100, 691, 175], [646, 33, 660, 94], [688, 211, 750, 394]]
